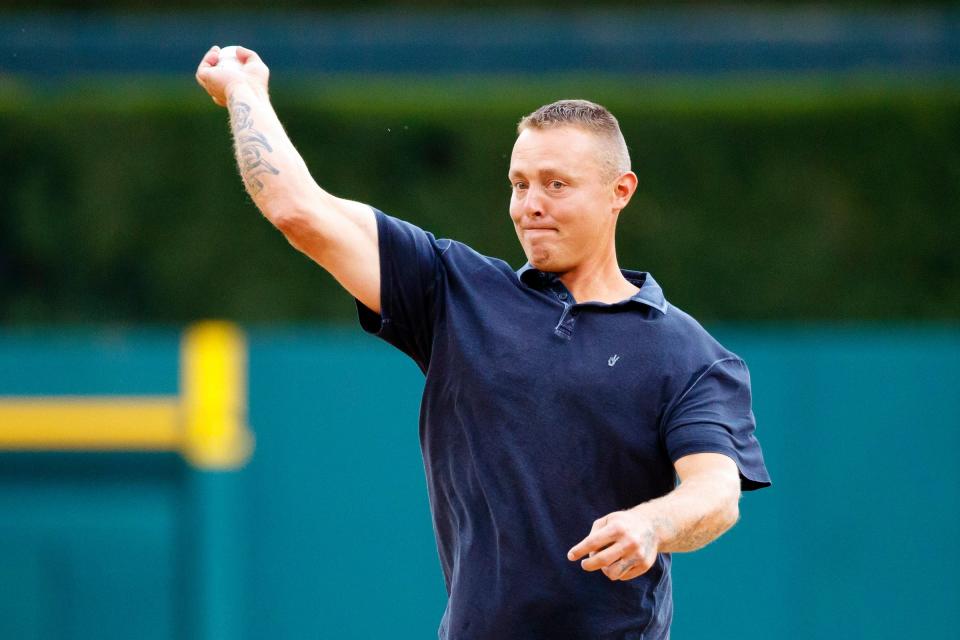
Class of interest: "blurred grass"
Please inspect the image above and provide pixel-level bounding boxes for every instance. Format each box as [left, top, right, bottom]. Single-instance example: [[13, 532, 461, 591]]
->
[[1, 72, 958, 324], [4, 72, 960, 114]]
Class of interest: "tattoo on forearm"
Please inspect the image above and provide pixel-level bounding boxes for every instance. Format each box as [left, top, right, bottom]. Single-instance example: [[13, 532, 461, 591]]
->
[[228, 95, 280, 195]]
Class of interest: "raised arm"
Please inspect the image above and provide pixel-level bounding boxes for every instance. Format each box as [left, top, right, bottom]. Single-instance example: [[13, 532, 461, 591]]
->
[[195, 45, 381, 313], [567, 452, 741, 581]]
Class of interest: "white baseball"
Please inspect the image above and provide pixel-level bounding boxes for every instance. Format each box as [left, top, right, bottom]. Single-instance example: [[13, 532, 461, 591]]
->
[[216, 46, 243, 69]]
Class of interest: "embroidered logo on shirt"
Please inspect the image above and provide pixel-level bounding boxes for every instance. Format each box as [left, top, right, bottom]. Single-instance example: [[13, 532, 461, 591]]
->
[[608, 354, 620, 367]]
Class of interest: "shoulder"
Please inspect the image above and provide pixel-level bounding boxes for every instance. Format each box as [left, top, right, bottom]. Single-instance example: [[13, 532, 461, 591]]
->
[[436, 237, 517, 280], [669, 303, 733, 352], [376, 209, 516, 277], [653, 295, 744, 373]]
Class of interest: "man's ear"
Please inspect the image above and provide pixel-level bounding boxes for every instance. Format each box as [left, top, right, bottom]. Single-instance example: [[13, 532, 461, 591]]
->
[[612, 171, 639, 209]]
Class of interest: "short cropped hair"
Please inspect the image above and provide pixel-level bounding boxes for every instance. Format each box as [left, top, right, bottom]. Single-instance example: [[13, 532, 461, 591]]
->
[[517, 99, 631, 180]]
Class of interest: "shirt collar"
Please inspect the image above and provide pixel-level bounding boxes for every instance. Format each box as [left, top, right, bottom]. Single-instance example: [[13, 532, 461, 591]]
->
[[516, 262, 669, 314]]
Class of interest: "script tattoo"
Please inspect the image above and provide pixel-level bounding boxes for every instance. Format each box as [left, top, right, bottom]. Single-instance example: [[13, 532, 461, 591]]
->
[[228, 95, 279, 195]]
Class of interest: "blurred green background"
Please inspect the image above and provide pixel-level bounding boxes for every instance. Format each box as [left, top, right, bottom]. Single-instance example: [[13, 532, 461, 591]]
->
[[3, 77, 959, 323], [1, 3, 958, 640]]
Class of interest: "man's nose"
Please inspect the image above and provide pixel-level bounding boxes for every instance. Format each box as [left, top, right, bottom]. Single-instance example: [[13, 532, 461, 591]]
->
[[523, 186, 545, 218]]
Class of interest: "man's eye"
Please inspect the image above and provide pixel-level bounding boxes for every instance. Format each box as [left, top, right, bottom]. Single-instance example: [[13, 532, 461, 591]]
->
[[549, 181, 564, 189], [513, 182, 528, 190]]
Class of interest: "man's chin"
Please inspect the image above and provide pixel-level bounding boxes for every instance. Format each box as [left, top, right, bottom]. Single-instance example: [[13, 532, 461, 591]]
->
[[527, 255, 564, 274], [526, 255, 548, 270]]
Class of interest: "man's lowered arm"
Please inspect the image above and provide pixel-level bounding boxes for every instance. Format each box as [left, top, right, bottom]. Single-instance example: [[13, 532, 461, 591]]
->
[[568, 452, 741, 582]]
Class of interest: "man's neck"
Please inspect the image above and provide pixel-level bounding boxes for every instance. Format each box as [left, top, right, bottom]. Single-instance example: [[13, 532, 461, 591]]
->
[[556, 254, 640, 304]]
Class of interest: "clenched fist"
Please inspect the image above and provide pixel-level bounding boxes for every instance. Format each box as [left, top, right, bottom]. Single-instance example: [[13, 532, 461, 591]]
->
[[195, 45, 270, 108]]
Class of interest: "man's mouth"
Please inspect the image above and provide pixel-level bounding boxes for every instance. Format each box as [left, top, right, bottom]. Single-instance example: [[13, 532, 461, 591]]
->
[[524, 227, 557, 234]]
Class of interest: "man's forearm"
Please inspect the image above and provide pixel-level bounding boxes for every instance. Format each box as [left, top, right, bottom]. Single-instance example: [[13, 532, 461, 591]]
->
[[196, 46, 381, 312], [635, 470, 740, 553], [225, 82, 322, 222]]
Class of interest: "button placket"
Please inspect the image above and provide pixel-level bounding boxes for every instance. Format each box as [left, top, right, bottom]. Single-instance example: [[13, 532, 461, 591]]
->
[[553, 303, 578, 339]]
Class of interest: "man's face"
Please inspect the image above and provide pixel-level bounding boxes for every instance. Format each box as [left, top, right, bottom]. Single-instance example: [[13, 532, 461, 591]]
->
[[508, 126, 629, 274]]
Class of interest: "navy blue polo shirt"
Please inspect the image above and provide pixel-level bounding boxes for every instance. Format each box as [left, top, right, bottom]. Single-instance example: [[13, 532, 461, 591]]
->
[[355, 209, 770, 640]]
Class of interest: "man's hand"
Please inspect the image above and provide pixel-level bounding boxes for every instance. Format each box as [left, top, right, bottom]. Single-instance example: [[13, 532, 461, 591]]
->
[[195, 45, 270, 108], [567, 508, 662, 581], [568, 453, 742, 582]]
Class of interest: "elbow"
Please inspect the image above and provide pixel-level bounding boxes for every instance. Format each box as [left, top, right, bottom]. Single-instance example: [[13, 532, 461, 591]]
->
[[270, 208, 328, 254], [272, 211, 308, 248], [723, 498, 740, 531], [719, 483, 741, 532], [271, 209, 306, 236], [264, 194, 306, 232]]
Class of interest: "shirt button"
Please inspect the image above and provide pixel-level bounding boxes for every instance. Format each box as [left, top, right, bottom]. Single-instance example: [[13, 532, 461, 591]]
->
[[558, 292, 569, 301]]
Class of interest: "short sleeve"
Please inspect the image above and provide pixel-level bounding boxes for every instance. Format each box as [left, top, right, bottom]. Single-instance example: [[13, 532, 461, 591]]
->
[[354, 209, 446, 371], [662, 357, 771, 491]]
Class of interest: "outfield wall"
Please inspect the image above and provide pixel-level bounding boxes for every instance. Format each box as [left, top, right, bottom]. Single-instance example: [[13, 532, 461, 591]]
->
[[0, 325, 957, 639]]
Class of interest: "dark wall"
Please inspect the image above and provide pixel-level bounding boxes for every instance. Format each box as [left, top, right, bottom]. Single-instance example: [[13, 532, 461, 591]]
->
[[5, 1, 957, 9], [4, 9, 959, 77], [1, 77, 958, 324]]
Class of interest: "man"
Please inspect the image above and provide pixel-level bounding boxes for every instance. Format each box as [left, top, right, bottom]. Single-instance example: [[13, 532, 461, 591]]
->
[[196, 46, 770, 639]]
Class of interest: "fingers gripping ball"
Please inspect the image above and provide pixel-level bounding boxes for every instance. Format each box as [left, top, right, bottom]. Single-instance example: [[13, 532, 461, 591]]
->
[[195, 44, 268, 109], [216, 46, 244, 70]]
